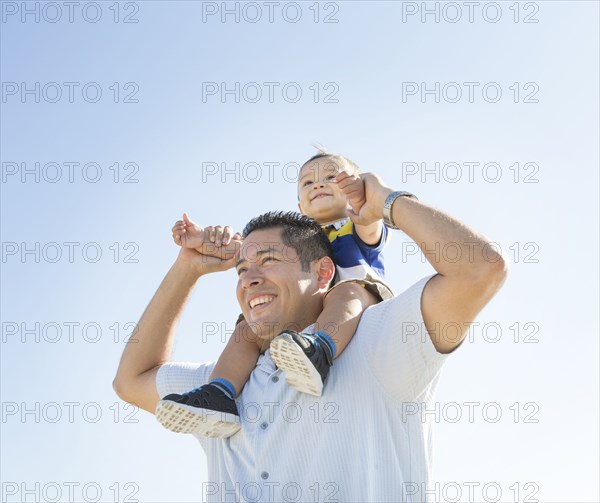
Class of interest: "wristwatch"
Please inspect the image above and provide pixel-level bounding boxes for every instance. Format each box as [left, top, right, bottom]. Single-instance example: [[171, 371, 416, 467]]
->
[[383, 191, 417, 229]]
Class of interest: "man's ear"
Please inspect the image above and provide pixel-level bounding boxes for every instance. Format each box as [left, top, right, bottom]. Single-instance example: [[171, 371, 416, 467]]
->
[[315, 256, 336, 290]]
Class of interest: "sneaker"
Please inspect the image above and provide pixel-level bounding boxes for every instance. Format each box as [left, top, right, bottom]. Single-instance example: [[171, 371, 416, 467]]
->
[[270, 331, 334, 396], [155, 383, 241, 437]]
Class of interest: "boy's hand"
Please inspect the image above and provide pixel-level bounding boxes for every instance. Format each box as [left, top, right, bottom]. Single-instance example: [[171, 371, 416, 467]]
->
[[334, 171, 366, 214], [345, 172, 393, 226], [172, 213, 242, 250]]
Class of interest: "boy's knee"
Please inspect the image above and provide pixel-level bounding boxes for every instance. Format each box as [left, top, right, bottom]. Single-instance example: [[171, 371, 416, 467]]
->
[[325, 280, 380, 306]]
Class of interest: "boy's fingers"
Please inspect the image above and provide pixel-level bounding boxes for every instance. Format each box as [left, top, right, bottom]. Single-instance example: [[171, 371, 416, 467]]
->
[[214, 226, 225, 245], [208, 226, 216, 243], [222, 226, 233, 245]]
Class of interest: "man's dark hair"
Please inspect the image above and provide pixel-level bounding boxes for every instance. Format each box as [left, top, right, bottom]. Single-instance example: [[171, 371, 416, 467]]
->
[[242, 211, 334, 271]]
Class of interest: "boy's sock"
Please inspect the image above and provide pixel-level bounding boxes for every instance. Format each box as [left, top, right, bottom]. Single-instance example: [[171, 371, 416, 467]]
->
[[313, 331, 337, 359], [209, 378, 236, 400]]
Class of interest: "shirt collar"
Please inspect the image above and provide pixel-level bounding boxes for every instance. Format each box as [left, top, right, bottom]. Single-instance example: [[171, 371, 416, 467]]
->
[[325, 217, 349, 231]]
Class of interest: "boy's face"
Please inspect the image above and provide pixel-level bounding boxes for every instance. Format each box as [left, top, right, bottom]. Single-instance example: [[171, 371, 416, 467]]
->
[[297, 158, 350, 224]]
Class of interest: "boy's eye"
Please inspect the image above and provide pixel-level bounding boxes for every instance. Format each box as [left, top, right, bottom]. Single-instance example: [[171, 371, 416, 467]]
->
[[302, 180, 313, 187], [236, 267, 247, 276], [326, 174, 336, 181]]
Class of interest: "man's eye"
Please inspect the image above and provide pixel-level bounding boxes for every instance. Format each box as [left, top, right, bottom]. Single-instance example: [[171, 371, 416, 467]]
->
[[236, 267, 247, 276], [262, 257, 277, 264], [326, 174, 336, 181], [303, 180, 313, 187]]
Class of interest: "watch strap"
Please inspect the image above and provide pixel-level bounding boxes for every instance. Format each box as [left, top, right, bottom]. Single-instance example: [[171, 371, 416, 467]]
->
[[382, 191, 417, 229]]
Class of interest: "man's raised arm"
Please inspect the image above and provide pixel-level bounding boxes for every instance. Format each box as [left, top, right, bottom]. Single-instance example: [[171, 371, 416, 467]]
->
[[352, 173, 509, 354], [112, 226, 240, 414]]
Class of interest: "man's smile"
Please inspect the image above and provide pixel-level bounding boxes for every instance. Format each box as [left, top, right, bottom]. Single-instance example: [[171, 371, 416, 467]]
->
[[248, 294, 276, 310]]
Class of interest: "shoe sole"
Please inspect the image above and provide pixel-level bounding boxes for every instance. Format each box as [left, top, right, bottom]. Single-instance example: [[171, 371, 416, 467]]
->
[[155, 400, 241, 438], [270, 333, 323, 396]]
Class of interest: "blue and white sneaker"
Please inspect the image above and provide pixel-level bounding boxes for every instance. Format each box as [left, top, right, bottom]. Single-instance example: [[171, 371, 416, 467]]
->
[[270, 331, 334, 396], [155, 383, 241, 437]]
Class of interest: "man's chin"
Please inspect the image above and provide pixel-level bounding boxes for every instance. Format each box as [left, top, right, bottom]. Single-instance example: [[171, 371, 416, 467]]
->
[[247, 319, 284, 342]]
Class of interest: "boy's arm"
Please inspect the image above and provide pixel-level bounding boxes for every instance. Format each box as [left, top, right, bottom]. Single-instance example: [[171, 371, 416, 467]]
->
[[353, 220, 384, 246], [334, 172, 383, 245]]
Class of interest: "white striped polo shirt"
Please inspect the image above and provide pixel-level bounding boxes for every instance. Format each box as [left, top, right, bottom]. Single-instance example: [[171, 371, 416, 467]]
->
[[157, 275, 453, 502]]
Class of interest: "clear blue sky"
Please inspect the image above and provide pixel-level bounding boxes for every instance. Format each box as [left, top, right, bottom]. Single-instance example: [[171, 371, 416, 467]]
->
[[1, 1, 598, 502]]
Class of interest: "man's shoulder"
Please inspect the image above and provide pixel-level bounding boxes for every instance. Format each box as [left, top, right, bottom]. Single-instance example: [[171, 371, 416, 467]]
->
[[358, 275, 437, 329]]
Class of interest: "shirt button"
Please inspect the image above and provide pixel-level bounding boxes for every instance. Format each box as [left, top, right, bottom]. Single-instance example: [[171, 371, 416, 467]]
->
[[261, 472, 269, 480], [260, 422, 268, 430], [271, 376, 279, 383]]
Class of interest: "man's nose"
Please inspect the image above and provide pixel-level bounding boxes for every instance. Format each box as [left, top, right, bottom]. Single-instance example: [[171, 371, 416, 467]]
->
[[242, 269, 263, 289]]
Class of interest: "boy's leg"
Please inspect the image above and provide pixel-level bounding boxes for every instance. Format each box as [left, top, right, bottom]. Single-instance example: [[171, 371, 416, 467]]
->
[[208, 319, 261, 397], [271, 281, 379, 396], [317, 281, 379, 357], [155, 319, 260, 437]]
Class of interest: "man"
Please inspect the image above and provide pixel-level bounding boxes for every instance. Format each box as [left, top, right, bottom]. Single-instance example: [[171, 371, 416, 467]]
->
[[113, 172, 508, 502]]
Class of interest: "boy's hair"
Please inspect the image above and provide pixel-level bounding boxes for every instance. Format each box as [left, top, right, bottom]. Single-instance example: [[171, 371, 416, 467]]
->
[[301, 144, 360, 176], [242, 211, 334, 272]]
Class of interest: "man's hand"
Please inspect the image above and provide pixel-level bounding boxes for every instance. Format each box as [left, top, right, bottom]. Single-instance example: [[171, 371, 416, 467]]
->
[[173, 214, 243, 276], [343, 172, 393, 226], [334, 171, 366, 215]]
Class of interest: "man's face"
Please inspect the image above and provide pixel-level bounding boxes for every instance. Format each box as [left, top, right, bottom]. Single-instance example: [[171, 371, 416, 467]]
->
[[297, 159, 349, 224], [235, 227, 324, 341]]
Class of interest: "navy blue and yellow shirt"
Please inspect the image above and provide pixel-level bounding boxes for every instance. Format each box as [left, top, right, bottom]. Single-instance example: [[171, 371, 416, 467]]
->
[[323, 218, 388, 282]]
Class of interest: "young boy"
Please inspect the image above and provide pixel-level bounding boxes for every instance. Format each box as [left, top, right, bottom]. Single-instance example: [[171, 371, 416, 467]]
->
[[155, 149, 394, 437]]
